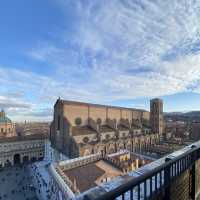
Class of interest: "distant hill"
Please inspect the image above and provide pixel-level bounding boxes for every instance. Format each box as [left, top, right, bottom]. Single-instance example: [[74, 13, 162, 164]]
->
[[165, 111, 200, 121]]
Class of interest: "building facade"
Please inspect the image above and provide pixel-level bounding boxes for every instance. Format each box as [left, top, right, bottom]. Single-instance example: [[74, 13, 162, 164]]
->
[[0, 134, 47, 168], [0, 110, 16, 138], [50, 99, 162, 158]]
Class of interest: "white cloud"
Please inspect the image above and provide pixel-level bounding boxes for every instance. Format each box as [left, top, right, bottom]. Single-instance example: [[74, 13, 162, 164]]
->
[[66, 0, 200, 98], [10, 0, 200, 119]]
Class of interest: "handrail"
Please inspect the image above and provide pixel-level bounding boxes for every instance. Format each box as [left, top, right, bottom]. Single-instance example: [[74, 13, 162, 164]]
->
[[84, 144, 199, 200]]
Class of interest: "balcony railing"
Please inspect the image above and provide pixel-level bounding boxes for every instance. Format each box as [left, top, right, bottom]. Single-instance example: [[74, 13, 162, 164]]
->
[[84, 143, 199, 200]]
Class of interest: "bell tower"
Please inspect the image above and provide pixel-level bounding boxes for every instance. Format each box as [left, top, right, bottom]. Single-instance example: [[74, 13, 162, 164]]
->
[[150, 98, 164, 137]]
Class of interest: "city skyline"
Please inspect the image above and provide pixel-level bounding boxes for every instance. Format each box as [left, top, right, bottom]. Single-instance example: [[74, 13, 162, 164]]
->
[[1, 0, 200, 121]]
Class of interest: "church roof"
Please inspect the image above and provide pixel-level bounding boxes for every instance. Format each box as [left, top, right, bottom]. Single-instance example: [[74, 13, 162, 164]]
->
[[0, 110, 12, 124], [72, 126, 97, 136]]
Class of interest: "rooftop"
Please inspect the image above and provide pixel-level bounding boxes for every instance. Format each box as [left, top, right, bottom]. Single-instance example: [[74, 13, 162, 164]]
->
[[99, 125, 114, 133], [0, 133, 48, 143], [72, 126, 97, 136], [49, 151, 153, 197], [63, 162, 107, 192]]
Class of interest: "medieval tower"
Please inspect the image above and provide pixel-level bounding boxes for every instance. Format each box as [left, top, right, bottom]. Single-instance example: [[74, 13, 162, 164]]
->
[[150, 98, 164, 138]]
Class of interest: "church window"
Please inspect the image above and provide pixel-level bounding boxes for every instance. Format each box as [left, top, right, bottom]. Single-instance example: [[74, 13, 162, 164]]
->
[[75, 117, 82, 126]]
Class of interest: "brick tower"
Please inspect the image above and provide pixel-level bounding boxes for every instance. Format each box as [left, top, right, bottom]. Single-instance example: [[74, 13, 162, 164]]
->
[[150, 98, 164, 138]]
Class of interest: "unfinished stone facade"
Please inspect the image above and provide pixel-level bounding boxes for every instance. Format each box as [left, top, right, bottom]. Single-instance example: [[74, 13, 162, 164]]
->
[[50, 99, 161, 158]]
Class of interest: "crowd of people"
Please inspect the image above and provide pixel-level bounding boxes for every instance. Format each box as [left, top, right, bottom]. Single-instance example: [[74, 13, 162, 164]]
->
[[29, 163, 52, 200], [0, 165, 38, 200], [0, 144, 62, 200]]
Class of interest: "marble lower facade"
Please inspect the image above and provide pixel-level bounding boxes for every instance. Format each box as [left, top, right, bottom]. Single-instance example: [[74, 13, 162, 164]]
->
[[78, 134, 160, 156], [51, 132, 160, 159]]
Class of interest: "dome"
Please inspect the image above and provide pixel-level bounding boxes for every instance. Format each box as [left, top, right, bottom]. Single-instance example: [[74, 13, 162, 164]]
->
[[0, 110, 12, 124]]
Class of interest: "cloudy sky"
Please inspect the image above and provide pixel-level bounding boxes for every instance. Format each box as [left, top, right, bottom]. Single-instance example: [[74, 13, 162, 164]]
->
[[1, 0, 200, 121]]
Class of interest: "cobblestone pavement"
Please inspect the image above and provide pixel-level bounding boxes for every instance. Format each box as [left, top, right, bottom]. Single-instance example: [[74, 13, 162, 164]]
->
[[0, 166, 38, 200]]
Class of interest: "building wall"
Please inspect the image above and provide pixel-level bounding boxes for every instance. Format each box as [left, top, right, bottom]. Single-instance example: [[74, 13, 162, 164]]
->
[[170, 170, 190, 200], [195, 160, 200, 199], [0, 139, 46, 167], [142, 111, 150, 121], [64, 104, 89, 126], [78, 134, 160, 157], [121, 109, 132, 121], [132, 110, 142, 120], [0, 123, 15, 137], [107, 108, 121, 123], [62, 101, 149, 126], [89, 106, 107, 124]]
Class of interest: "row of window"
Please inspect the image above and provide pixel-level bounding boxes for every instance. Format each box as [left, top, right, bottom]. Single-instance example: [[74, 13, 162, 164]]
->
[[1, 128, 12, 133], [0, 142, 44, 150]]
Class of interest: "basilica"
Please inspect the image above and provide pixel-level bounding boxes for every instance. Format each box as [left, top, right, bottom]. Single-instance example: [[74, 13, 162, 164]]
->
[[50, 98, 164, 158]]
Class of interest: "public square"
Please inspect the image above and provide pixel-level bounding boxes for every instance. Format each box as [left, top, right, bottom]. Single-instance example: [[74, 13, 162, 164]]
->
[[0, 166, 38, 200]]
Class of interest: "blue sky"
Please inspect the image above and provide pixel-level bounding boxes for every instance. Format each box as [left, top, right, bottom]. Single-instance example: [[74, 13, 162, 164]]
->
[[1, 0, 200, 121]]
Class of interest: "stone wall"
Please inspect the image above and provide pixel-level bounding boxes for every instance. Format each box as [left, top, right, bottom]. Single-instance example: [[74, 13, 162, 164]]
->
[[78, 134, 159, 157], [170, 170, 190, 200]]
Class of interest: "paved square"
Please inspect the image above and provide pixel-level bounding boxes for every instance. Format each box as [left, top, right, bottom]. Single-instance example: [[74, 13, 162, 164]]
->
[[0, 166, 38, 200]]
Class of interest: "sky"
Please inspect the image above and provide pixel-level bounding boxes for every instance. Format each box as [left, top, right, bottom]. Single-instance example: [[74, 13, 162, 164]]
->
[[1, 0, 200, 121]]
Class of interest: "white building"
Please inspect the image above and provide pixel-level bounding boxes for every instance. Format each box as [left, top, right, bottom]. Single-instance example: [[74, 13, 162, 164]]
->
[[0, 134, 47, 167]]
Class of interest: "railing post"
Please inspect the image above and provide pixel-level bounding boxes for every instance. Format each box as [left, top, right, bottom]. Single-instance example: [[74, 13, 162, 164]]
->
[[190, 145, 196, 200], [164, 158, 171, 200], [190, 163, 196, 200]]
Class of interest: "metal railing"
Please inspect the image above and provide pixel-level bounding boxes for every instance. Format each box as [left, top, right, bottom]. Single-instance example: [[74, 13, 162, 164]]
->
[[84, 144, 199, 200]]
